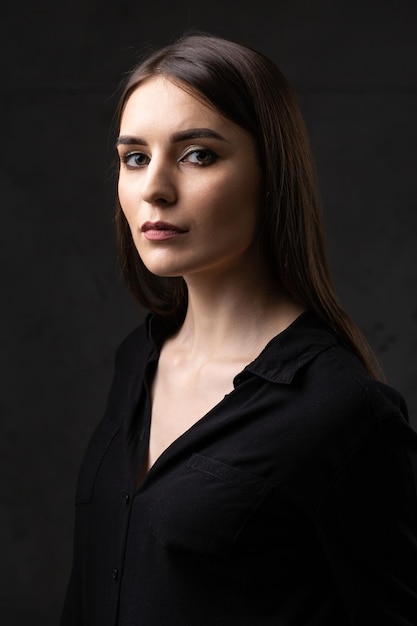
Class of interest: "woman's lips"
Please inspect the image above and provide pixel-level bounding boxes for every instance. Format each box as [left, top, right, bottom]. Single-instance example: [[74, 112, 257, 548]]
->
[[141, 221, 187, 241]]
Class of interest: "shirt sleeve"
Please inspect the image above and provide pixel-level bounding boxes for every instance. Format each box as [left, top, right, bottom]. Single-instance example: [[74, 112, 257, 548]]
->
[[313, 413, 417, 624]]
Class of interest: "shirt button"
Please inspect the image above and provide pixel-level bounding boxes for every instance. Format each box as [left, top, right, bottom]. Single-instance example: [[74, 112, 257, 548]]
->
[[112, 568, 119, 581], [125, 493, 130, 506]]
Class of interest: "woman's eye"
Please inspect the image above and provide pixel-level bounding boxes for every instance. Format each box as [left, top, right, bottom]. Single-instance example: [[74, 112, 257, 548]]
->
[[121, 152, 150, 168], [181, 148, 217, 166]]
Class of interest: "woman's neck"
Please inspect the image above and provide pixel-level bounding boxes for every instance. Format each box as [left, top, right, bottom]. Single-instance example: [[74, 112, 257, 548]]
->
[[173, 265, 305, 362]]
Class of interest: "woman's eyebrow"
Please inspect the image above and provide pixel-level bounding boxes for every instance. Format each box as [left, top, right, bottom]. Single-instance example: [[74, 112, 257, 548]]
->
[[170, 128, 227, 142], [116, 135, 145, 147], [116, 128, 227, 148]]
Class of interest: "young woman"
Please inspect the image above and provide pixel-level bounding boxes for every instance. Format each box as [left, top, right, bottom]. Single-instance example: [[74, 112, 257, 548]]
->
[[61, 33, 417, 625]]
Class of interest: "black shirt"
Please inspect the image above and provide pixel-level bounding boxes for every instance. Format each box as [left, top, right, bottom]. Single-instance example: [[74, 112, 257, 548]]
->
[[61, 311, 417, 625]]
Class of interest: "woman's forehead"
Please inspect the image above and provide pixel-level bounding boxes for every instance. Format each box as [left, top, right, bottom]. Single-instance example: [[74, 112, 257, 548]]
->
[[120, 76, 236, 137]]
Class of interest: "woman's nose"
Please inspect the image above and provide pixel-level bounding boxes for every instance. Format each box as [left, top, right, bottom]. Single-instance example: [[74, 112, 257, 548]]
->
[[141, 158, 177, 206]]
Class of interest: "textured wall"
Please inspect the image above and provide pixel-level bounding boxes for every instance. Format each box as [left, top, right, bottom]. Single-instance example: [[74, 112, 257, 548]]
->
[[1, 0, 416, 623]]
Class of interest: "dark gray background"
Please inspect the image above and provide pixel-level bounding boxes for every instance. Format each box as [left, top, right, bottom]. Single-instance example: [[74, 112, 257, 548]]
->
[[1, 0, 416, 623]]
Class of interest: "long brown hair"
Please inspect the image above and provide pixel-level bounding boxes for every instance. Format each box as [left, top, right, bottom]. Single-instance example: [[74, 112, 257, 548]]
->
[[113, 32, 384, 379]]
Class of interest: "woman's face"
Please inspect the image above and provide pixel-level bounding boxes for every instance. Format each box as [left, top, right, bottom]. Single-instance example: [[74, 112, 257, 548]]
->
[[117, 76, 262, 282]]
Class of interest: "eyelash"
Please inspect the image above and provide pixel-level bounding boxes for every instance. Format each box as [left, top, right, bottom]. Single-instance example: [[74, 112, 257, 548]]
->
[[120, 147, 218, 169], [121, 152, 149, 168], [181, 148, 217, 166]]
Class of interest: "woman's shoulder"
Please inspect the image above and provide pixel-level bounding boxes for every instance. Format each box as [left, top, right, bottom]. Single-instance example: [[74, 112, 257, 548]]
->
[[270, 313, 411, 464], [296, 340, 413, 490], [311, 340, 408, 425], [263, 310, 408, 429], [283, 339, 415, 513]]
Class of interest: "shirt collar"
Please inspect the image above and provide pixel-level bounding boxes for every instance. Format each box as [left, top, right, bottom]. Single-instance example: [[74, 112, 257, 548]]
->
[[145, 312, 179, 349], [146, 309, 340, 385], [241, 311, 339, 384]]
